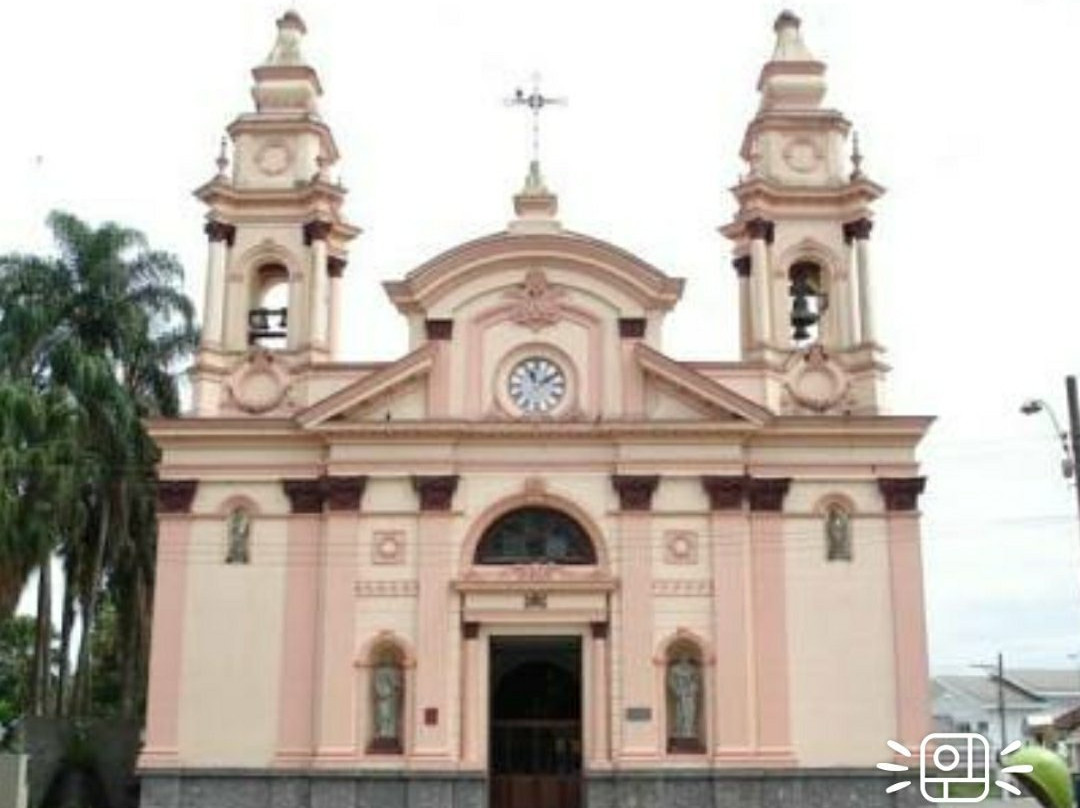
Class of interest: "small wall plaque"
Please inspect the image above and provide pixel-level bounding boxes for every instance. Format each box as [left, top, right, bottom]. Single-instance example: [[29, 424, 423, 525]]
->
[[423, 707, 439, 726], [625, 707, 652, 723]]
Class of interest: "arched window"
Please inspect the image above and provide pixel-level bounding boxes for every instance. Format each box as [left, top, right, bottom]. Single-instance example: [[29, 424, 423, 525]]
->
[[788, 260, 827, 346], [474, 507, 596, 565], [225, 508, 251, 564], [824, 503, 852, 561], [665, 639, 705, 753], [248, 263, 289, 348], [368, 642, 405, 754]]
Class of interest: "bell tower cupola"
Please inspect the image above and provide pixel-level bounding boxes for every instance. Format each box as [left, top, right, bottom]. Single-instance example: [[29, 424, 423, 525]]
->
[[722, 11, 887, 415], [191, 11, 359, 415]]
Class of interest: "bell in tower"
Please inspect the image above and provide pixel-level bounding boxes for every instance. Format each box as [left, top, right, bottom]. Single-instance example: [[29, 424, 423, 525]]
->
[[190, 12, 360, 415], [721, 11, 887, 415]]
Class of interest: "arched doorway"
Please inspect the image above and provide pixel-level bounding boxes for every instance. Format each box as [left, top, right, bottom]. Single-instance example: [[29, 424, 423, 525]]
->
[[489, 637, 582, 808]]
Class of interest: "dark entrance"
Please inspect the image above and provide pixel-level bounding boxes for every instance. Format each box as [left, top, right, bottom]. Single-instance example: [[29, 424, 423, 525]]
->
[[489, 636, 582, 808]]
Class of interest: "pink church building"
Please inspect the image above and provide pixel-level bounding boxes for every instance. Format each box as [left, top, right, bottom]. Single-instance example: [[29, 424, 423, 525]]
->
[[140, 10, 932, 808]]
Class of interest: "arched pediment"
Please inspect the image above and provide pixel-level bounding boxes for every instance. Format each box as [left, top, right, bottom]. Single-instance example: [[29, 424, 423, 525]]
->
[[383, 230, 685, 316]]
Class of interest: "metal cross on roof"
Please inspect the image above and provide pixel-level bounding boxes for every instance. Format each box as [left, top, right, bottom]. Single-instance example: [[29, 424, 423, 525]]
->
[[505, 73, 566, 166]]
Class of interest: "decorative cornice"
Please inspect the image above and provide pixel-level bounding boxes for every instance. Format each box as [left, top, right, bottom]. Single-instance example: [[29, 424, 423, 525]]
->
[[156, 480, 198, 514], [282, 478, 326, 514], [748, 477, 792, 512], [327, 255, 347, 278], [732, 255, 752, 278], [204, 221, 236, 246], [701, 475, 749, 510], [325, 476, 367, 511], [843, 218, 873, 243], [425, 319, 453, 340], [745, 217, 775, 244], [878, 477, 926, 512], [303, 219, 333, 245], [618, 317, 647, 339], [412, 475, 459, 511], [612, 474, 660, 512]]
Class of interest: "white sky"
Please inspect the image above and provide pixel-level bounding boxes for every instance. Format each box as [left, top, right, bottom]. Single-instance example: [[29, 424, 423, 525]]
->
[[4, 0, 1080, 675]]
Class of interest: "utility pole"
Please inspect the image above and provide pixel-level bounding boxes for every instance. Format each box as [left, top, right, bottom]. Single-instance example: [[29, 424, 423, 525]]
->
[[996, 652, 1007, 761], [1066, 375, 1080, 536]]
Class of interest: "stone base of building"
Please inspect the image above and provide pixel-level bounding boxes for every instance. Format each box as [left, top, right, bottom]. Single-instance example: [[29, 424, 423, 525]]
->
[[140, 768, 926, 808]]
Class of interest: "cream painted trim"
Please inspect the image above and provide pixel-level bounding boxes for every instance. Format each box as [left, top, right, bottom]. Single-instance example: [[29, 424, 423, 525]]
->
[[634, 343, 773, 425], [295, 342, 437, 427]]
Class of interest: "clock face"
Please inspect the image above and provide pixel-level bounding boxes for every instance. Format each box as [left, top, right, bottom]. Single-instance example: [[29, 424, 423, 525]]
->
[[508, 357, 566, 414]]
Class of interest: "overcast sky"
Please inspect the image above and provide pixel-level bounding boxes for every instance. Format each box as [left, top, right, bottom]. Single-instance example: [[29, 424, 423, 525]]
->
[[4, 0, 1080, 675]]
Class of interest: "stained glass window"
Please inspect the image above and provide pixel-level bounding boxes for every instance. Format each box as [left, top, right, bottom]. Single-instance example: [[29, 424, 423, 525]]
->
[[475, 507, 596, 565]]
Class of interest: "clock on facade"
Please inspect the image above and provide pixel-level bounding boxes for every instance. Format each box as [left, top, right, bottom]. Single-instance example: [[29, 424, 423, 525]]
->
[[508, 356, 566, 414]]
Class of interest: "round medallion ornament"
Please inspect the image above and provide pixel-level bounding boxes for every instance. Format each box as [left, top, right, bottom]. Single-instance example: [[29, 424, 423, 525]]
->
[[508, 356, 566, 414], [782, 137, 821, 174], [255, 140, 293, 176]]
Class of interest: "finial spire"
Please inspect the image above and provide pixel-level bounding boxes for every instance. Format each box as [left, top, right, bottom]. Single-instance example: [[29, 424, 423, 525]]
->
[[506, 73, 566, 177], [771, 10, 815, 61], [850, 131, 865, 181], [264, 10, 308, 66], [215, 136, 229, 179]]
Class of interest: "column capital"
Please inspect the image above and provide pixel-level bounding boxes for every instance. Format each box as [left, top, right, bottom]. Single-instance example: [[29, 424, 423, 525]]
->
[[327, 255, 347, 278], [748, 477, 792, 512], [702, 475, 749, 510], [745, 217, 775, 244], [732, 255, 752, 278], [462, 622, 480, 640], [425, 319, 454, 340], [590, 622, 609, 640], [611, 475, 660, 511], [325, 476, 367, 511], [843, 217, 873, 243], [303, 219, 333, 245], [618, 318, 647, 339], [204, 221, 236, 246], [878, 477, 926, 512], [413, 475, 459, 511], [282, 478, 326, 514], [156, 480, 198, 514]]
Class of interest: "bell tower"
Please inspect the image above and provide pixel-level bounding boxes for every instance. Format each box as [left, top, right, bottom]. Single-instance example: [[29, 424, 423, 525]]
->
[[191, 11, 359, 414], [722, 11, 886, 414]]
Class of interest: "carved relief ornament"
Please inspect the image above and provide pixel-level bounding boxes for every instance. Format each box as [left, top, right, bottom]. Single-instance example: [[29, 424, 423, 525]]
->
[[504, 269, 567, 331]]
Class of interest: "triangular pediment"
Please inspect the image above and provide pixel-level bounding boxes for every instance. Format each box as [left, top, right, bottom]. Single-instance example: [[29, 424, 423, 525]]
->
[[634, 343, 772, 426], [296, 343, 436, 428]]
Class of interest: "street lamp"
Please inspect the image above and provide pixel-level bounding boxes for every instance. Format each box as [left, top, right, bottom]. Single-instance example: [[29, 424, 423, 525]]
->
[[1020, 375, 1080, 530], [1020, 399, 1074, 480]]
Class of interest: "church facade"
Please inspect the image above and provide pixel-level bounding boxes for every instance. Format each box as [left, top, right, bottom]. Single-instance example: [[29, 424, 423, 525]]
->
[[140, 11, 932, 808]]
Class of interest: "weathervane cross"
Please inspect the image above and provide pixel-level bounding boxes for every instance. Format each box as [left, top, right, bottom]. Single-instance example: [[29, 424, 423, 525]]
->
[[505, 73, 566, 166]]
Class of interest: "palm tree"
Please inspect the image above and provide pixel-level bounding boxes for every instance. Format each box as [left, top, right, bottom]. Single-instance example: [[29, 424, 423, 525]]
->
[[0, 210, 197, 718]]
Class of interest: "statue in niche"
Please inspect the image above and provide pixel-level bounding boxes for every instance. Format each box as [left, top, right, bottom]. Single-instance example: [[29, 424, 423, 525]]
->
[[372, 660, 403, 744], [225, 509, 251, 564], [667, 655, 701, 742], [825, 505, 852, 561]]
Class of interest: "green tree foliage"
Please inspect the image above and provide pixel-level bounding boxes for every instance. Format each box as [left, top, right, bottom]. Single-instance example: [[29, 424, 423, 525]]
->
[[0, 615, 34, 730], [0, 211, 197, 720]]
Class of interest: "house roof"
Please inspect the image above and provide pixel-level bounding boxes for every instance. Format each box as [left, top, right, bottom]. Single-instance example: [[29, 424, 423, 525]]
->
[[1004, 669, 1080, 697], [933, 676, 1044, 710]]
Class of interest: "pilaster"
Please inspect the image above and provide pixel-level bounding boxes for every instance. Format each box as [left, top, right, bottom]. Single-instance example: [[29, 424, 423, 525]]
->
[[141, 481, 198, 768], [314, 476, 366, 764], [611, 475, 659, 757], [276, 478, 326, 765], [412, 476, 460, 760], [879, 477, 930, 752]]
